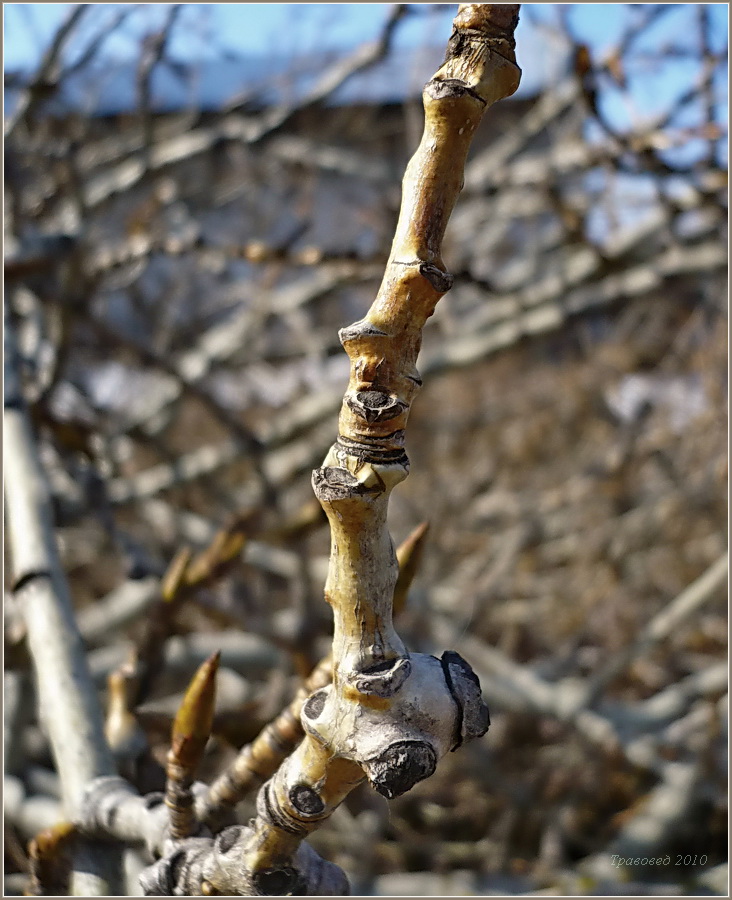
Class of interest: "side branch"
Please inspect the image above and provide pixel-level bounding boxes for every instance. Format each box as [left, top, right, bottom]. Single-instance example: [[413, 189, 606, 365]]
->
[[4, 310, 124, 895]]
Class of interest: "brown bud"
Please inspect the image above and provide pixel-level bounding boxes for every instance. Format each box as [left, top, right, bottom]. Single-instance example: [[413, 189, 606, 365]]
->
[[161, 546, 193, 603], [394, 521, 430, 616], [29, 821, 76, 858], [455, 4, 520, 42], [170, 651, 220, 770]]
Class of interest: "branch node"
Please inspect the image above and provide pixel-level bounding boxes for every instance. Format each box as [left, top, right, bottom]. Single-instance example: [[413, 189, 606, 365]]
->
[[311, 466, 367, 502], [252, 867, 299, 896], [345, 390, 408, 424], [354, 656, 412, 698], [418, 262, 455, 293], [425, 78, 486, 106], [338, 321, 388, 345], [363, 740, 437, 799]]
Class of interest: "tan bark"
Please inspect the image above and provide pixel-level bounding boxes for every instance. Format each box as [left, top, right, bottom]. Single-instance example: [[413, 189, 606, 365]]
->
[[234, 2, 521, 885], [98, 6, 522, 894], [200, 522, 429, 822]]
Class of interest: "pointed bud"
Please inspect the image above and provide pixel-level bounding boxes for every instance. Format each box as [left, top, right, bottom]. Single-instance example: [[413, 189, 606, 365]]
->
[[29, 821, 76, 859], [219, 529, 247, 566], [170, 651, 220, 771], [28, 821, 77, 895], [184, 525, 247, 586], [161, 546, 193, 602], [105, 665, 147, 761], [393, 521, 430, 616]]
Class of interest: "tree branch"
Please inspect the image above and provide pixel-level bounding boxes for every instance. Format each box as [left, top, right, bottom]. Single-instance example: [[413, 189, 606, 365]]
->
[[4, 310, 124, 895], [76, 5, 522, 894]]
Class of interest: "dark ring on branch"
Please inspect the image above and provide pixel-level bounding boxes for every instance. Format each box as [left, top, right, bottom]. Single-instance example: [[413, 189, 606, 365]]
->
[[450, 27, 518, 48], [143, 792, 165, 810], [263, 718, 296, 756], [11, 569, 53, 594], [77, 775, 137, 834], [334, 435, 409, 468], [165, 785, 195, 810], [440, 651, 466, 750], [425, 78, 487, 106], [257, 781, 308, 836], [166, 848, 189, 895], [446, 23, 519, 57], [440, 650, 490, 750]]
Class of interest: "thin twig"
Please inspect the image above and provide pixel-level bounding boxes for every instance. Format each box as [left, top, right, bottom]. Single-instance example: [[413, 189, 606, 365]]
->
[[579, 553, 728, 708]]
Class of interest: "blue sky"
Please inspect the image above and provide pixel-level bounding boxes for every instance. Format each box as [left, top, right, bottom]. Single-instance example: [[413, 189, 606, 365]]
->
[[4, 5, 457, 68], [6, 4, 727, 69], [4, 3, 728, 152], [5, 4, 727, 66]]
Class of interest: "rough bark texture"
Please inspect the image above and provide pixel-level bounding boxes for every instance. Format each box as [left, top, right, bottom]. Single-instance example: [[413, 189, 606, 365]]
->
[[223, 3, 520, 889], [77, 6, 521, 894]]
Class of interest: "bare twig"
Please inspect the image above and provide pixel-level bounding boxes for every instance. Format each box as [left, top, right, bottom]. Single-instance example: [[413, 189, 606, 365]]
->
[[55, 6, 409, 212], [4, 311, 124, 895], [165, 652, 220, 840], [5, 5, 89, 138], [579, 554, 728, 708]]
